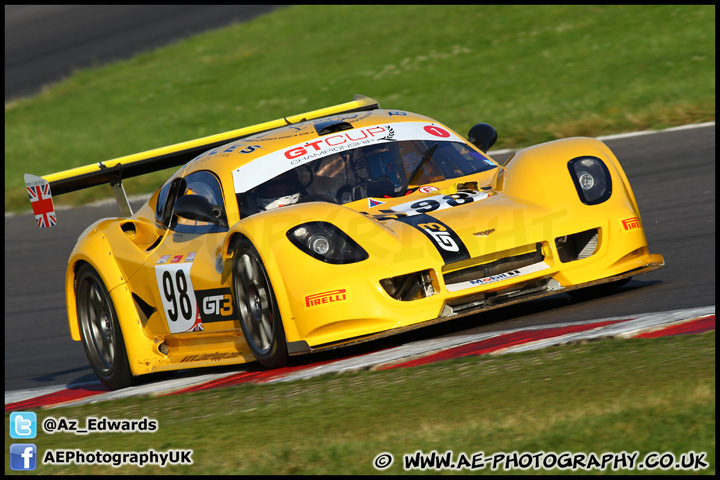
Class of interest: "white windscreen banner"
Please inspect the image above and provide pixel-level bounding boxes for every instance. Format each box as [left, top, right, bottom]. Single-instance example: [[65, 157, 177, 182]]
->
[[231, 122, 467, 194]]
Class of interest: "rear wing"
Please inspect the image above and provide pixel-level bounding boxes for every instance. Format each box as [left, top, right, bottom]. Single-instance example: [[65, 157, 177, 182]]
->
[[24, 95, 380, 227]]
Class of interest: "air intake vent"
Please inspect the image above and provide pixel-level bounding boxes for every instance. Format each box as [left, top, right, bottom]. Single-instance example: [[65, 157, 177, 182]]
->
[[380, 269, 436, 301], [555, 228, 599, 262], [443, 243, 544, 287], [315, 120, 354, 136]]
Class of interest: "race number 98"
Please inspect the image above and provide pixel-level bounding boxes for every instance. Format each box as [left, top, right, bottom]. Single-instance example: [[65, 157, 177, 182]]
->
[[390, 191, 489, 217], [155, 263, 197, 333], [162, 269, 193, 322]]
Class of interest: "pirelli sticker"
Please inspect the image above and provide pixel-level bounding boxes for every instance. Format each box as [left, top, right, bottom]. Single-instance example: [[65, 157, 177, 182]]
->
[[622, 217, 641, 230], [304, 289, 349, 309]]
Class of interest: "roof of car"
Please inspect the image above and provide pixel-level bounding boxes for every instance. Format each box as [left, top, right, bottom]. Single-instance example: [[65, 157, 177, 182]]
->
[[183, 108, 441, 176]]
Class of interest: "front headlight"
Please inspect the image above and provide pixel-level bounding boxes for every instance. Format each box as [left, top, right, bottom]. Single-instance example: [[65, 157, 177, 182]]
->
[[567, 156, 612, 205], [287, 222, 368, 264]]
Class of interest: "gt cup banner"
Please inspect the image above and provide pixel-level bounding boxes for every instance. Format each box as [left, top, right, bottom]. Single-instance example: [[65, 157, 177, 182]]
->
[[231, 122, 473, 194]]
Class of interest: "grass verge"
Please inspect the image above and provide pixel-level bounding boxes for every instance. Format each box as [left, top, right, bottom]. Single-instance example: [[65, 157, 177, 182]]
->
[[5, 332, 715, 475], [4, 5, 715, 211]]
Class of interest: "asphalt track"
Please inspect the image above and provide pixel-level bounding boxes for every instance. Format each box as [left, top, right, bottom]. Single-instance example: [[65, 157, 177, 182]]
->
[[4, 5, 715, 394], [4, 124, 715, 394], [5, 5, 284, 100]]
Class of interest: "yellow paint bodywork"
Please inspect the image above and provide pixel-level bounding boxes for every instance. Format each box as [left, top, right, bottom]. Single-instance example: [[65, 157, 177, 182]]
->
[[226, 138, 658, 349], [58, 100, 663, 377]]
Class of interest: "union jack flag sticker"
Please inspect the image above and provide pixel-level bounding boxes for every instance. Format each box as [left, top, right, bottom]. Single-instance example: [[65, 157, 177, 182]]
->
[[187, 305, 204, 332], [24, 174, 57, 228]]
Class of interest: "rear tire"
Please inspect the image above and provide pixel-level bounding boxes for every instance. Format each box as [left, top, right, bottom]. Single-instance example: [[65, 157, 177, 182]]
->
[[231, 238, 289, 368], [76, 264, 133, 389]]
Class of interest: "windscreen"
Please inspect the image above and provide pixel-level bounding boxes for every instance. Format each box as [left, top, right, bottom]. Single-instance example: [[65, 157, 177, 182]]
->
[[234, 123, 497, 217]]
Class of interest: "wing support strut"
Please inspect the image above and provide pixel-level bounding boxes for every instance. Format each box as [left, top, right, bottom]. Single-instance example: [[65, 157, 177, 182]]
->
[[98, 162, 133, 217]]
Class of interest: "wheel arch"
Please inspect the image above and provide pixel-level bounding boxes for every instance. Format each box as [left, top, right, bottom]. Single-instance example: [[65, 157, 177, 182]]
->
[[224, 223, 302, 345], [67, 256, 127, 343], [65, 218, 140, 340], [499, 137, 640, 213], [67, 230, 162, 377]]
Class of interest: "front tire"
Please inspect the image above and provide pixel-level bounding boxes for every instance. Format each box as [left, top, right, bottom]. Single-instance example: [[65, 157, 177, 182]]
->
[[231, 238, 289, 368], [76, 264, 133, 389]]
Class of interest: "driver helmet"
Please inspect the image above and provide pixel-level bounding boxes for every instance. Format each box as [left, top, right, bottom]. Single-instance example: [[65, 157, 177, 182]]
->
[[184, 183, 215, 203], [255, 170, 302, 211], [364, 144, 400, 187]]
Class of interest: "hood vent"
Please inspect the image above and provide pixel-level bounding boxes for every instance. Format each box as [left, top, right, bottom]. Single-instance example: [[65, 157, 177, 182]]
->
[[315, 120, 354, 136]]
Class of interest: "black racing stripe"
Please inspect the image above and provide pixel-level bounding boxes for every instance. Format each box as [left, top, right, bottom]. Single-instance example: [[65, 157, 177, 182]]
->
[[395, 214, 471, 264]]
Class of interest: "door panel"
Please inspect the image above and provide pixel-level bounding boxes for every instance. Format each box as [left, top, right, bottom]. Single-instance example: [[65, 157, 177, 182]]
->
[[144, 231, 238, 335]]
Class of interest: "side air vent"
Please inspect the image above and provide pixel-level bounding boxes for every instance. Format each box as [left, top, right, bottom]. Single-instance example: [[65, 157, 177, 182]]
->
[[555, 228, 599, 263], [121, 222, 136, 237], [146, 235, 162, 252], [315, 120, 354, 136], [132, 293, 156, 327], [381, 269, 436, 301]]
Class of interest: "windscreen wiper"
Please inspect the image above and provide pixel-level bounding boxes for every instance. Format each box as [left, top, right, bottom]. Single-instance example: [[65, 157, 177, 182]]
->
[[401, 142, 438, 194]]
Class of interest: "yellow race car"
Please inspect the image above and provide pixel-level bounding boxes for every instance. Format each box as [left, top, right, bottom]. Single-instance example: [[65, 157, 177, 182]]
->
[[25, 95, 664, 389]]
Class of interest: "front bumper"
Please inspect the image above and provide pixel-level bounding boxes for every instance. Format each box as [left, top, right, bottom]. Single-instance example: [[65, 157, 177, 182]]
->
[[288, 255, 664, 355]]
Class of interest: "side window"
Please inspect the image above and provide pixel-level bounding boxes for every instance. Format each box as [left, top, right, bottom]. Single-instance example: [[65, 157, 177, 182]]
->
[[155, 179, 173, 225], [171, 171, 228, 234], [155, 166, 186, 228]]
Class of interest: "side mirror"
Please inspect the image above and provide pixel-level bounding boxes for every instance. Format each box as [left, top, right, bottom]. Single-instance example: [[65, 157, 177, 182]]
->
[[468, 123, 498, 153], [174, 194, 222, 225]]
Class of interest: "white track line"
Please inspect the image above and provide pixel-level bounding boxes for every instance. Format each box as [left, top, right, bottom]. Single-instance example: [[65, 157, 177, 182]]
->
[[268, 306, 715, 384], [497, 308, 715, 355], [5, 307, 714, 409], [6, 122, 715, 217], [485, 121, 715, 157]]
